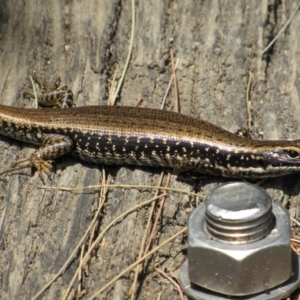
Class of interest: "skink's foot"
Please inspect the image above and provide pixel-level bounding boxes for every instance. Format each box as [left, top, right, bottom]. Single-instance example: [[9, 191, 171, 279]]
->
[[0, 133, 73, 181], [12, 157, 53, 180], [0, 157, 53, 182]]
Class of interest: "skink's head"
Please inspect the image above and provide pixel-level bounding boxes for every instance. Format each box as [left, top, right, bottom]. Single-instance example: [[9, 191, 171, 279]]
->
[[263, 145, 300, 166], [249, 142, 300, 177], [216, 142, 300, 178]]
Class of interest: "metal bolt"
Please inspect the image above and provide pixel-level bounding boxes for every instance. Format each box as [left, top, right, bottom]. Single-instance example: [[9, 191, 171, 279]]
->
[[179, 182, 300, 300]]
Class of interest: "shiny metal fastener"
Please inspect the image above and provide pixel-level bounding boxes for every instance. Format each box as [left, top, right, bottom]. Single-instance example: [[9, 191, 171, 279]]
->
[[180, 182, 300, 300]]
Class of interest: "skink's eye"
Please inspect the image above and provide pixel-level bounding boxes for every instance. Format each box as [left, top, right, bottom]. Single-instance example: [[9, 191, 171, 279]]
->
[[287, 150, 300, 158]]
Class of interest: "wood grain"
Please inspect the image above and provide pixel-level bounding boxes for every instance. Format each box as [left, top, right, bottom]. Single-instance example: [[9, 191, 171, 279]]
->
[[0, 1, 300, 299]]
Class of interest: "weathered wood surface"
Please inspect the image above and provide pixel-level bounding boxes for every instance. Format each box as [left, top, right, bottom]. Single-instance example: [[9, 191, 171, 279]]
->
[[0, 1, 300, 299]]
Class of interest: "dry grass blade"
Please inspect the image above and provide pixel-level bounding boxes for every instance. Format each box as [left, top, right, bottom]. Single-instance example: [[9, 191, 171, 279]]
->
[[62, 193, 168, 300], [31, 170, 108, 300], [129, 172, 165, 298], [29, 75, 39, 108], [261, 2, 300, 55], [291, 238, 300, 244], [170, 49, 179, 113], [160, 58, 179, 110], [38, 183, 204, 198], [144, 174, 171, 255], [134, 94, 144, 107], [155, 268, 184, 300], [291, 216, 300, 227], [108, 70, 117, 106], [77, 245, 85, 297], [111, 0, 135, 105], [87, 227, 187, 300]]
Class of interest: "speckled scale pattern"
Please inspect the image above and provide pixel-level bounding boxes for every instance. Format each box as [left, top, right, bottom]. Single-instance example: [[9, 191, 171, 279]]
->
[[1, 104, 300, 178]]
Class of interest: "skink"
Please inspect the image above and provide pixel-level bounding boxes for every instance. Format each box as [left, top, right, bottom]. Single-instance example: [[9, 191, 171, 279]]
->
[[1, 102, 300, 179]]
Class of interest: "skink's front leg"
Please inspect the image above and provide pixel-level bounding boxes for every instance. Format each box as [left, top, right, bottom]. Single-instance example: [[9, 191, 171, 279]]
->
[[1, 134, 74, 179]]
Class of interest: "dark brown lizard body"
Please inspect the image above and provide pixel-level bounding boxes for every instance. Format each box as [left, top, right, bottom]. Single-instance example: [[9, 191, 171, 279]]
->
[[1, 104, 300, 178]]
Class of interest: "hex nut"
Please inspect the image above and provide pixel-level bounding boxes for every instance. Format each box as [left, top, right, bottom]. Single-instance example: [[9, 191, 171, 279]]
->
[[188, 203, 292, 296]]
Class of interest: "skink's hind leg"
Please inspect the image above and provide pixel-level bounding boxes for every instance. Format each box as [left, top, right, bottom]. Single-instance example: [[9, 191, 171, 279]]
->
[[0, 134, 74, 180], [23, 75, 74, 108], [38, 75, 74, 108]]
